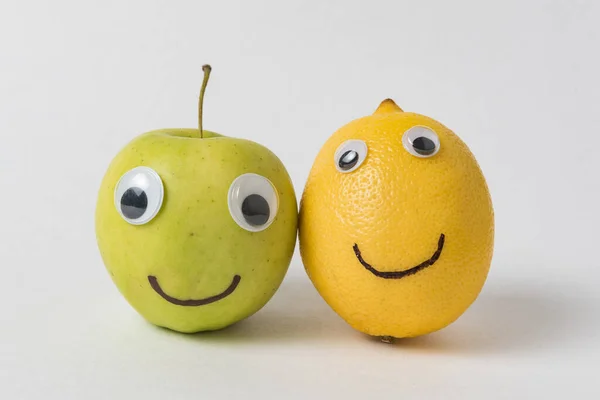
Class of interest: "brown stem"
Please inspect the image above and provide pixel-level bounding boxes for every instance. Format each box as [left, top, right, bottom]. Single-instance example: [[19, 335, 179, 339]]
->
[[198, 64, 212, 138]]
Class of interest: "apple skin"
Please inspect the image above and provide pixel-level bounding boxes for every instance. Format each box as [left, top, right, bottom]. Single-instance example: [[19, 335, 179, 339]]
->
[[96, 129, 297, 333]]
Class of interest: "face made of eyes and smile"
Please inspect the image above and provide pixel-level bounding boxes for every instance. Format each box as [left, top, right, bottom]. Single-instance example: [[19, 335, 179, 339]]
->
[[113, 165, 277, 308], [330, 123, 449, 280]]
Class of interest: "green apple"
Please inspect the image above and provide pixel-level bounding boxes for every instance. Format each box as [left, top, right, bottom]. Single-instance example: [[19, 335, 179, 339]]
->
[[95, 66, 297, 333]]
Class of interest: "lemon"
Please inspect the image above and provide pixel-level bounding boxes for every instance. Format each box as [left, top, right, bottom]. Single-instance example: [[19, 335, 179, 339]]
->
[[299, 99, 494, 339]]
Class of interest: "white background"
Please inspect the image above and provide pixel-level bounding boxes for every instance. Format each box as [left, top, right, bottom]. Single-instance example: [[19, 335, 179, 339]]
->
[[1, 0, 599, 398]]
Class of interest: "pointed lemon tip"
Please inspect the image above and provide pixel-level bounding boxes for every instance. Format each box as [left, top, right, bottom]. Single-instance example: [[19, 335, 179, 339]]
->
[[373, 98, 403, 115]]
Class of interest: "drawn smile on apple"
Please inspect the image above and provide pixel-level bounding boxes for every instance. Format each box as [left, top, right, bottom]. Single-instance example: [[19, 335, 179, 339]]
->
[[148, 275, 241, 306]]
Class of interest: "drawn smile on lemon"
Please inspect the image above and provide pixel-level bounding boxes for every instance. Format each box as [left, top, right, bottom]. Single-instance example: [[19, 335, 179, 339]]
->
[[353, 233, 445, 279]]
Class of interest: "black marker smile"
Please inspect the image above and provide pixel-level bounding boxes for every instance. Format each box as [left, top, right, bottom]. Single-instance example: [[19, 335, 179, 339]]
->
[[148, 275, 241, 306], [353, 234, 445, 279]]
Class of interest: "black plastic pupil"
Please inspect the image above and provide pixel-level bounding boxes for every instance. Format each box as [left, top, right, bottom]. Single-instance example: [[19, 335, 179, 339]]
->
[[412, 137, 436, 155], [120, 187, 148, 220], [339, 150, 359, 170], [241, 194, 270, 226]]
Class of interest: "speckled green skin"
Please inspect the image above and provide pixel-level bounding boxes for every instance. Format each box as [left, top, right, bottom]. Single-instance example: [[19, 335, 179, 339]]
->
[[96, 129, 297, 333]]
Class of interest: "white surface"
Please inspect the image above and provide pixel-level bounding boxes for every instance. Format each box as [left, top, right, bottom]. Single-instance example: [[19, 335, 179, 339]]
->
[[1, 0, 599, 398]]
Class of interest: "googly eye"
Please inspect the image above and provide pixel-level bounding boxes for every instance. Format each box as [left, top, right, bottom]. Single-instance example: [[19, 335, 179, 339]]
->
[[114, 166, 164, 225], [402, 126, 441, 158], [334, 140, 368, 173], [228, 173, 278, 232]]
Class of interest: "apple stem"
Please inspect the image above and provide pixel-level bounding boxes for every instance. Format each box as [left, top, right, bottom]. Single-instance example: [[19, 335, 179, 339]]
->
[[198, 64, 212, 139]]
